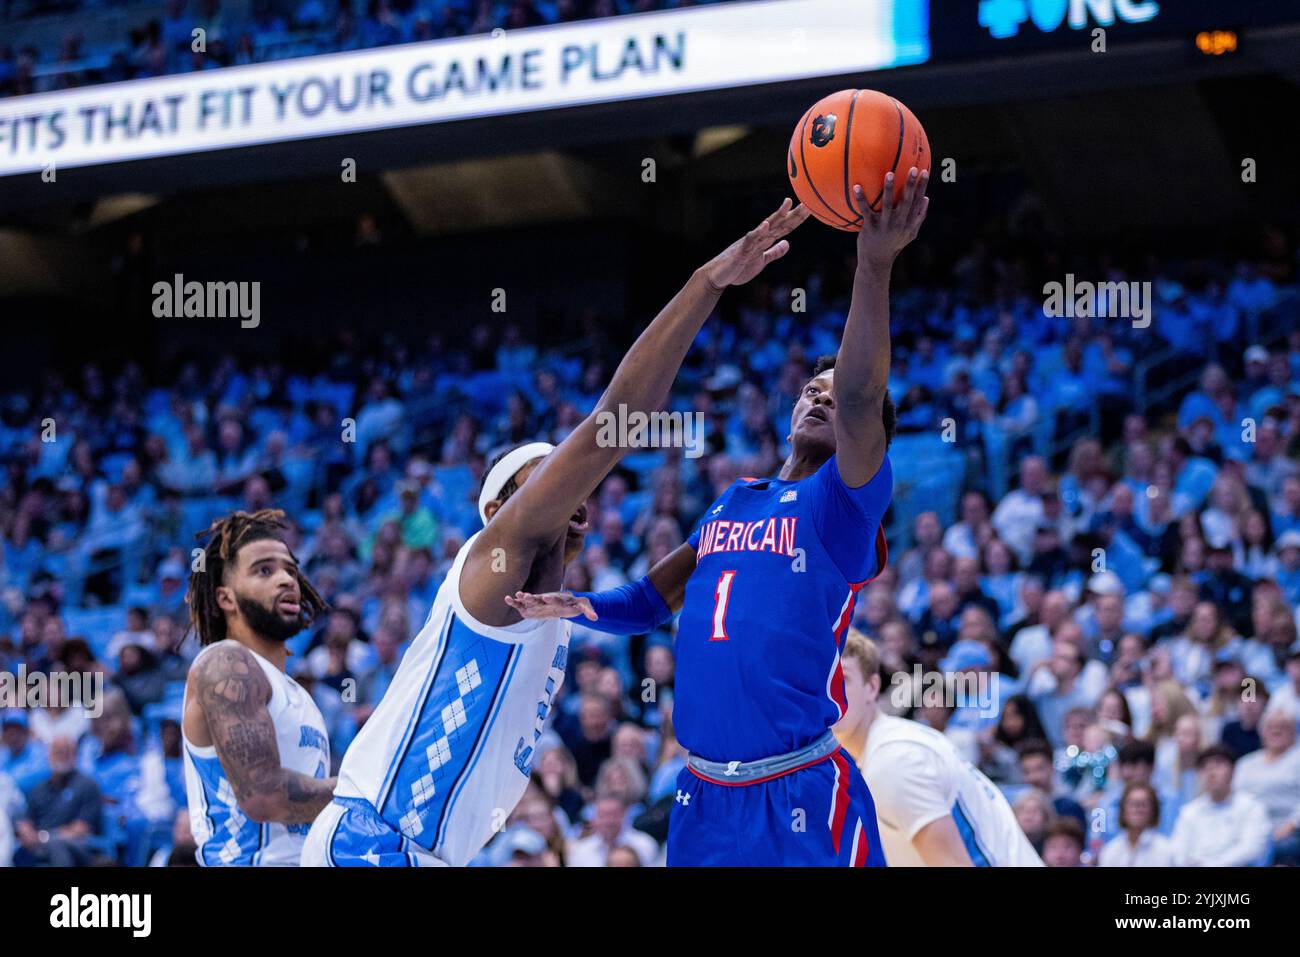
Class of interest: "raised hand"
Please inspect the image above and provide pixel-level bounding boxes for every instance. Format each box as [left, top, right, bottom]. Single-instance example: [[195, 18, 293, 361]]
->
[[504, 591, 598, 621], [852, 166, 929, 273], [702, 198, 811, 291]]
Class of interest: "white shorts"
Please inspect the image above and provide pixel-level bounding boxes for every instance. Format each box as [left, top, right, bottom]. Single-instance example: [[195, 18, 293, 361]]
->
[[302, 798, 448, 867]]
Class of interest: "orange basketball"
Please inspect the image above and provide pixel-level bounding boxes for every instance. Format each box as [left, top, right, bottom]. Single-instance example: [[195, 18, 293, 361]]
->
[[788, 89, 930, 232]]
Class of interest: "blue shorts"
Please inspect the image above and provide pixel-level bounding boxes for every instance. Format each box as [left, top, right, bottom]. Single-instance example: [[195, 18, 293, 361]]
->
[[302, 797, 446, 867], [667, 748, 886, 867]]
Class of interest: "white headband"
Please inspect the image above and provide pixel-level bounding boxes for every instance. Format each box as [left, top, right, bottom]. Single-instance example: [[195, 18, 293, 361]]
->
[[478, 442, 555, 525]]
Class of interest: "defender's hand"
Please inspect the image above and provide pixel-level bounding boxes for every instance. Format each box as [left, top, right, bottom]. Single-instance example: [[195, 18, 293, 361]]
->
[[853, 166, 929, 272], [702, 198, 810, 291], [504, 591, 598, 621]]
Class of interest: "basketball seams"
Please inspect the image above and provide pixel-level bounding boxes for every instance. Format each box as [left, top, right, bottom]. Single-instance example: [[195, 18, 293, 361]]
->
[[841, 89, 864, 227], [867, 98, 906, 213]]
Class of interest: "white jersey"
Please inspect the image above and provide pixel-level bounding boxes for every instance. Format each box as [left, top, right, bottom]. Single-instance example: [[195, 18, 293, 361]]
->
[[858, 714, 1043, 867], [183, 640, 330, 866], [333, 532, 570, 866]]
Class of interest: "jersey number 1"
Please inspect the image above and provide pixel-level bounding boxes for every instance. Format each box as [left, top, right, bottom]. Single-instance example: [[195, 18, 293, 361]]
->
[[711, 570, 737, 641]]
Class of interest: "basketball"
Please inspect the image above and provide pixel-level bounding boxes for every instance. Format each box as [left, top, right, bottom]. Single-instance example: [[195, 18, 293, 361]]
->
[[788, 89, 931, 231]]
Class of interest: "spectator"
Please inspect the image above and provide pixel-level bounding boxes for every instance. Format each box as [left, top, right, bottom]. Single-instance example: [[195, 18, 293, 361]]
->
[[1232, 707, 1300, 865], [1169, 745, 1270, 866], [1097, 783, 1176, 866], [78, 691, 172, 863], [534, 743, 584, 826], [13, 736, 102, 866], [0, 710, 48, 793], [993, 456, 1049, 565], [1027, 637, 1100, 747], [1015, 739, 1086, 829], [566, 795, 657, 867], [1041, 816, 1085, 867], [559, 693, 615, 788], [1011, 787, 1053, 856], [113, 638, 166, 715]]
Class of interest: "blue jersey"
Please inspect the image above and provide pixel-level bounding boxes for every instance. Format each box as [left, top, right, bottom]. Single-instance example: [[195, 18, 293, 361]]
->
[[675, 454, 891, 762]]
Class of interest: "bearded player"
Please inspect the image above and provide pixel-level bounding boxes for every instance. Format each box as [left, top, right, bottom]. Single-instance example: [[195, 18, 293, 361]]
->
[[507, 170, 927, 865], [301, 200, 810, 866], [182, 508, 335, 866]]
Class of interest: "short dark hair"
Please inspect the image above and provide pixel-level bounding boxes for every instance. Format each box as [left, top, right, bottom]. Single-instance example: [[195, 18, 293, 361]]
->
[[1016, 738, 1054, 763], [809, 354, 897, 447], [1046, 817, 1085, 850], [1117, 739, 1156, 767], [1196, 744, 1236, 768]]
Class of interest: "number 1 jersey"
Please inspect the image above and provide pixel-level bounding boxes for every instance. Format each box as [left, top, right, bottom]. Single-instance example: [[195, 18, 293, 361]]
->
[[675, 454, 892, 763]]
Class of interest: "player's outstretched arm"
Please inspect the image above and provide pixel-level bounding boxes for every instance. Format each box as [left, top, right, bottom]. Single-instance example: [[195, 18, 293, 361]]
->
[[504, 540, 697, 630], [833, 168, 929, 487], [192, 643, 336, 824], [482, 201, 809, 554]]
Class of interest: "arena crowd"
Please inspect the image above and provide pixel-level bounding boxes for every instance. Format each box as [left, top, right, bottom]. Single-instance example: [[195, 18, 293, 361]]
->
[[1, 236, 1299, 866]]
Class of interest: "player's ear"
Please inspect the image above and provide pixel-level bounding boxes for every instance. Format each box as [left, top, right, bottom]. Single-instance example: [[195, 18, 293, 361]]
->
[[214, 584, 238, 614], [483, 499, 503, 522]]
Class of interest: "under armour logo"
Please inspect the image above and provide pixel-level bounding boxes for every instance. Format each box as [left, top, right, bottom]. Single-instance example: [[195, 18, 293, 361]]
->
[[675, 789, 691, 806], [780, 489, 797, 503], [723, 761, 741, 776]]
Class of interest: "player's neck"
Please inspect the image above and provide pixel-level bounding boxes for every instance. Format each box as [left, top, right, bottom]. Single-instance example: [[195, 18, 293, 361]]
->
[[840, 705, 880, 759], [227, 624, 289, 671], [778, 449, 826, 482]]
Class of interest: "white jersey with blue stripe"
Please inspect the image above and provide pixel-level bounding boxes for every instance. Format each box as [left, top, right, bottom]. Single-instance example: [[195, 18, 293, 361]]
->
[[332, 531, 570, 867], [182, 640, 330, 866], [858, 714, 1043, 867]]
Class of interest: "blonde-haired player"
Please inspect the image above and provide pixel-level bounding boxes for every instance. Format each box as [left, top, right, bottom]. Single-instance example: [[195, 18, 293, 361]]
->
[[834, 630, 1043, 866]]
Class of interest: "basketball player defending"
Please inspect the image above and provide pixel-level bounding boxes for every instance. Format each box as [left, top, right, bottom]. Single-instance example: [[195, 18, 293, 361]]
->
[[834, 631, 1044, 866], [182, 509, 336, 866], [301, 200, 810, 866], [507, 171, 928, 865]]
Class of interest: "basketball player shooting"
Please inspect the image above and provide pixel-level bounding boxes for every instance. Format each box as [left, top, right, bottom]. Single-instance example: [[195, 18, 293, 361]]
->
[[508, 169, 929, 865], [301, 199, 810, 866], [181, 509, 336, 866]]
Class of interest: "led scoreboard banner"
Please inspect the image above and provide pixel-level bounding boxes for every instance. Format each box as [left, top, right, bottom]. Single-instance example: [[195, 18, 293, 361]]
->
[[0, 0, 929, 177]]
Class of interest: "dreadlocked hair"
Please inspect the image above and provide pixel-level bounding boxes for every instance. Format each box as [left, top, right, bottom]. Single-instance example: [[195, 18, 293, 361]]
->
[[185, 508, 327, 646]]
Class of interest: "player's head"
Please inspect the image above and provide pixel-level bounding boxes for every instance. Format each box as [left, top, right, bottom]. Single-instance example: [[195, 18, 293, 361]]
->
[[788, 355, 897, 462], [479, 441, 588, 564], [840, 628, 884, 723], [186, 508, 326, 646]]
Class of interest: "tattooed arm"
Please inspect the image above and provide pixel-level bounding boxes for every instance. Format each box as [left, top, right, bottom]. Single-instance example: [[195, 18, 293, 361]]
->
[[191, 644, 336, 824]]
